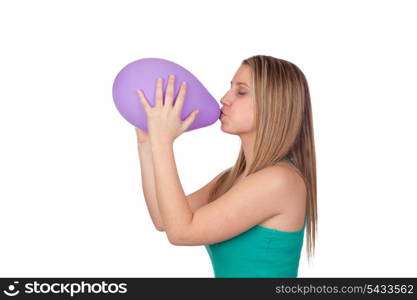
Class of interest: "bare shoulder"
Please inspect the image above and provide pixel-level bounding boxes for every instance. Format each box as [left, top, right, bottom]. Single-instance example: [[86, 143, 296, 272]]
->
[[255, 164, 305, 190], [267, 162, 307, 211], [272, 162, 306, 190], [235, 164, 306, 214]]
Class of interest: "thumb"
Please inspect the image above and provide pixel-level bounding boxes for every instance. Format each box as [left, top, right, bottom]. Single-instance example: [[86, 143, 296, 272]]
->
[[182, 109, 199, 131]]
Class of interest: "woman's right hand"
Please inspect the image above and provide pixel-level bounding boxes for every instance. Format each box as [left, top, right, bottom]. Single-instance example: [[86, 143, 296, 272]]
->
[[135, 127, 150, 144]]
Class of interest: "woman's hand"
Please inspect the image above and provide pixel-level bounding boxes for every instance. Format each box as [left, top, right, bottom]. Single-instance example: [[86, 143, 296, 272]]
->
[[136, 74, 199, 146]]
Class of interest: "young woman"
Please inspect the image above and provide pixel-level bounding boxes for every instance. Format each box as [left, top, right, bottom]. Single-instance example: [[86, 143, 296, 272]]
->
[[135, 55, 317, 278]]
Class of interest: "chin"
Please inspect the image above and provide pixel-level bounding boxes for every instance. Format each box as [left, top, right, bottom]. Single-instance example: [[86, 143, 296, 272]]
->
[[220, 123, 230, 133], [220, 124, 237, 135]]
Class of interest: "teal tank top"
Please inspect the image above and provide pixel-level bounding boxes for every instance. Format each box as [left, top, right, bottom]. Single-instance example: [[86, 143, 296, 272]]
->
[[204, 156, 306, 278]]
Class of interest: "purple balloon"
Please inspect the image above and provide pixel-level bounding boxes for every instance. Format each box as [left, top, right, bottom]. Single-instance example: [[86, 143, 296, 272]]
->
[[112, 57, 220, 132]]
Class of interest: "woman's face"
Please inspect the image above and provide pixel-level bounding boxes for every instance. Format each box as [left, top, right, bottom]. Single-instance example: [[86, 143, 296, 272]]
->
[[220, 64, 256, 135]]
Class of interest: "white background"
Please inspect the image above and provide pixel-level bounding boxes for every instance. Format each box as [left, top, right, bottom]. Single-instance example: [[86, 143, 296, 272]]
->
[[0, 0, 416, 277]]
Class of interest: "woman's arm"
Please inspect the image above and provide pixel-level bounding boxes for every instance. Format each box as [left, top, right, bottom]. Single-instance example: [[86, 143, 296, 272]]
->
[[150, 142, 194, 243], [137, 141, 165, 231], [151, 140, 296, 246], [137, 135, 225, 232]]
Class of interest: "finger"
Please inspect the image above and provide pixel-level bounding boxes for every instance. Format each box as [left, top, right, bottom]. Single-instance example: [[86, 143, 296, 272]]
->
[[165, 74, 175, 106], [181, 109, 200, 132], [137, 89, 152, 112], [135, 126, 144, 134], [173, 81, 187, 114], [155, 77, 163, 108]]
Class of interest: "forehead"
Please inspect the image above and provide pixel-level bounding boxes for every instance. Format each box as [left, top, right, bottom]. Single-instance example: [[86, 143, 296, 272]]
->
[[232, 64, 251, 87]]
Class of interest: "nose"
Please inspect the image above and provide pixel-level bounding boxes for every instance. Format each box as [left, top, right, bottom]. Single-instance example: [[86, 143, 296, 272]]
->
[[220, 94, 231, 106]]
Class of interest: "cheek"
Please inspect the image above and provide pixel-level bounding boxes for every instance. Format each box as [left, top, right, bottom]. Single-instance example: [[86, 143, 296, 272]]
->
[[235, 103, 256, 128]]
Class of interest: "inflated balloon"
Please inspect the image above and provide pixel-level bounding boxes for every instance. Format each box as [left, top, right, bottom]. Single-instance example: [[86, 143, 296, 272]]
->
[[112, 57, 220, 132]]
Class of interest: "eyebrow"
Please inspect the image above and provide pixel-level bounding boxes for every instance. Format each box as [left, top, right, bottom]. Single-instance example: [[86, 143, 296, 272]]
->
[[230, 81, 249, 88]]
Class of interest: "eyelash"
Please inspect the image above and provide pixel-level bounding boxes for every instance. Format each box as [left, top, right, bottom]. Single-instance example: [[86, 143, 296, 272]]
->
[[229, 86, 246, 96]]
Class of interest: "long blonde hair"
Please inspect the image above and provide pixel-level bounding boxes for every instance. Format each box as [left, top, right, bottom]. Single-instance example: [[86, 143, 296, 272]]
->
[[209, 55, 317, 262]]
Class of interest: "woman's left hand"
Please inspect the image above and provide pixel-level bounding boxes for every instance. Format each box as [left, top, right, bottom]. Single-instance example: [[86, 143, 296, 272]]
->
[[137, 74, 200, 146]]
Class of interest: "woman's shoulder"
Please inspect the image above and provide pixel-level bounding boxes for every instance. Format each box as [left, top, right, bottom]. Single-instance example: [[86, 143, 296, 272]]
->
[[274, 161, 306, 188], [253, 163, 307, 207], [240, 165, 306, 216]]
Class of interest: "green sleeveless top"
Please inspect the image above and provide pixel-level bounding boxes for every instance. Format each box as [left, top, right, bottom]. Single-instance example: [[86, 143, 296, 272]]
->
[[204, 156, 306, 278]]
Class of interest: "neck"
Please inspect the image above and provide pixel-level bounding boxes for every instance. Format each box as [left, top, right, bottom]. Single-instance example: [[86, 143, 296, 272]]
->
[[240, 132, 256, 176]]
